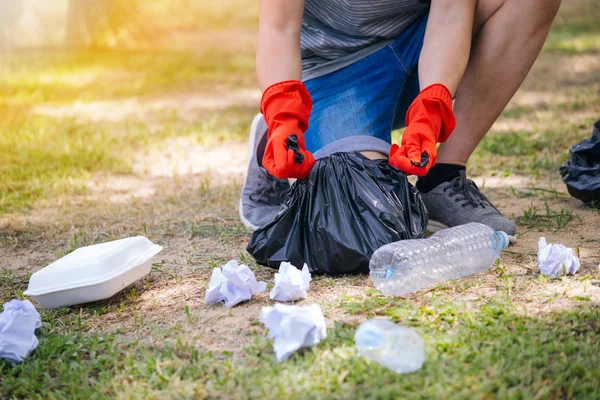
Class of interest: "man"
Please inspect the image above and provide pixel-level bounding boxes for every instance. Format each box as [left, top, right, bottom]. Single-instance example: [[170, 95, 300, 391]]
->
[[240, 0, 561, 241]]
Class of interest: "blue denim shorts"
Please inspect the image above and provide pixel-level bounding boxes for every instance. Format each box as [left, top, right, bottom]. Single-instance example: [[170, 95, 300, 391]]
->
[[303, 14, 428, 159]]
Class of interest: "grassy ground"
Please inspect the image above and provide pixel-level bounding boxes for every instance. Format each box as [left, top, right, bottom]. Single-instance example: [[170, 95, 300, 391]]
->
[[1, 1, 600, 399]]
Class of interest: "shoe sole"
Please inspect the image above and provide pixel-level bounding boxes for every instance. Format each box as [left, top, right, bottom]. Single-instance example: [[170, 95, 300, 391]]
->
[[427, 219, 518, 244], [238, 114, 263, 231]]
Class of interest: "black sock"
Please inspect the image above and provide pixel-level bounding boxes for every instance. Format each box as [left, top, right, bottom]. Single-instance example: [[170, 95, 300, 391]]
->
[[416, 163, 466, 193]]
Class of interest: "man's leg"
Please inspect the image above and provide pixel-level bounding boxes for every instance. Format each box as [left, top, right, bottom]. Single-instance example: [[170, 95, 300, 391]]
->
[[437, 0, 562, 165], [416, 0, 561, 238], [239, 114, 291, 230]]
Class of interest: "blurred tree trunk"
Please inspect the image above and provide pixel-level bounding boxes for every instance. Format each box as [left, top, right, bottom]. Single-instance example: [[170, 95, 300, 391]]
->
[[65, 0, 146, 48], [65, 0, 89, 47], [0, 0, 25, 50]]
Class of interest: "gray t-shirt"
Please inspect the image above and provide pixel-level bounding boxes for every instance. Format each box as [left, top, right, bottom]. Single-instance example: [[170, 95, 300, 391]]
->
[[301, 0, 430, 80]]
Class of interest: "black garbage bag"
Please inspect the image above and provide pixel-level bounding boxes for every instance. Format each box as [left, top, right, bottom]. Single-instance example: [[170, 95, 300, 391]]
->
[[247, 151, 428, 275], [560, 118, 600, 205]]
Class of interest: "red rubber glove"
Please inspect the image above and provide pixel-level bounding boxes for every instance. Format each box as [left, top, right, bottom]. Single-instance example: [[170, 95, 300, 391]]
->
[[389, 83, 456, 176], [260, 80, 315, 179]]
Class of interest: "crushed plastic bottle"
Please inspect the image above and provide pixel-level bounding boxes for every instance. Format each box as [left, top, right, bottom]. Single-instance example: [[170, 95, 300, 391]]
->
[[355, 318, 425, 374], [370, 222, 509, 296]]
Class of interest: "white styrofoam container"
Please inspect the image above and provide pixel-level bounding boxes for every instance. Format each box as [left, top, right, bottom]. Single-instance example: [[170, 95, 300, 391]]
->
[[23, 236, 162, 308]]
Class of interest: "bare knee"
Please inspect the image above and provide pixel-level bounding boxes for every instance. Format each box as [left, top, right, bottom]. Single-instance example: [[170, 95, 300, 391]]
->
[[521, 0, 562, 26], [474, 0, 561, 34], [361, 151, 387, 160]]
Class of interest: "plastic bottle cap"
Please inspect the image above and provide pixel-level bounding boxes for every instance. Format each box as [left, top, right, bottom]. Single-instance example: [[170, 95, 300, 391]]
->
[[497, 231, 510, 249]]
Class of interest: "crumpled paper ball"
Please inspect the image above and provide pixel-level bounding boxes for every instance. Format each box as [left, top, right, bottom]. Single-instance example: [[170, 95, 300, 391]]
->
[[0, 299, 42, 363], [537, 237, 580, 277], [260, 303, 327, 362], [270, 262, 311, 302], [205, 260, 267, 307]]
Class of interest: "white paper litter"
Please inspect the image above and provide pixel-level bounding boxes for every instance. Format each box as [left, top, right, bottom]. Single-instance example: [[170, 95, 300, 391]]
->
[[537, 237, 581, 277], [259, 303, 327, 362], [270, 262, 311, 302], [0, 300, 42, 363], [205, 260, 267, 307]]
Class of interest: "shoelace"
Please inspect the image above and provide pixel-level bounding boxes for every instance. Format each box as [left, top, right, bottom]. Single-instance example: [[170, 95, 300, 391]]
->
[[249, 176, 289, 204], [443, 177, 500, 212]]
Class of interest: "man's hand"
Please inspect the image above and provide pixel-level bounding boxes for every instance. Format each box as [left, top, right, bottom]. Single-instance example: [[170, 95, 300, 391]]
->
[[261, 80, 315, 179], [389, 84, 456, 176]]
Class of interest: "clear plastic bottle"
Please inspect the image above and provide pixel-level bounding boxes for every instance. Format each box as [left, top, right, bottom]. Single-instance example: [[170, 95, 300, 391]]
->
[[370, 222, 509, 296], [355, 318, 425, 374]]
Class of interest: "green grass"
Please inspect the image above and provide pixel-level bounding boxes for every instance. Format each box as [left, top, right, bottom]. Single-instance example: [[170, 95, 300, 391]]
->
[[1, 289, 599, 399], [189, 222, 248, 240], [545, 9, 600, 54], [2, 265, 599, 399], [509, 186, 569, 200], [0, 49, 254, 108], [500, 105, 536, 120], [479, 131, 547, 157], [0, 105, 254, 214], [0, 115, 129, 213], [469, 116, 600, 177], [516, 200, 581, 231], [0, 18, 256, 215], [0, 0, 257, 216]]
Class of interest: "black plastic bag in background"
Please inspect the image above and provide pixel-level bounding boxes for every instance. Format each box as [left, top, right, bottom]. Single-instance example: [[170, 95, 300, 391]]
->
[[247, 151, 428, 275], [560, 118, 600, 205]]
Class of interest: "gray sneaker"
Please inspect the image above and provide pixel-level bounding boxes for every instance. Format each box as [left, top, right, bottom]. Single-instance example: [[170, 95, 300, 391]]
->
[[421, 172, 517, 241], [239, 114, 290, 230]]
